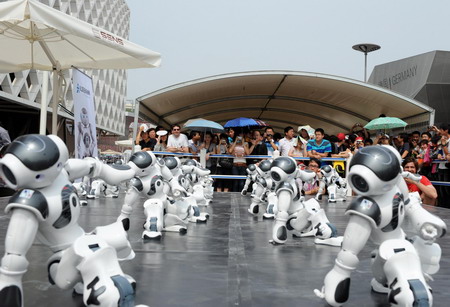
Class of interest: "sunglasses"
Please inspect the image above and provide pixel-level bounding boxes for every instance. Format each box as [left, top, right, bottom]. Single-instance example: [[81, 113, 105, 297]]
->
[[172, 128, 180, 131]]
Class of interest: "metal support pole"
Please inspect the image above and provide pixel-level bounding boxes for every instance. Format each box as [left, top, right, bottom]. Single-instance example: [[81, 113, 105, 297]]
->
[[51, 69, 59, 135], [131, 99, 140, 154], [39, 71, 49, 135], [364, 52, 368, 82]]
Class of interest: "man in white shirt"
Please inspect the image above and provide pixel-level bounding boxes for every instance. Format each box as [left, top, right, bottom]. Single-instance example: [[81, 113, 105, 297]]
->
[[167, 124, 189, 153], [278, 126, 295, 156]]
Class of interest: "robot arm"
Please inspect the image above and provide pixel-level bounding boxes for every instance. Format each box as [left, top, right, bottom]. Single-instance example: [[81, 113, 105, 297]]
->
[[405, 193, 447, 242], [296, 169, 316, 182], [65, 158, 135, 185], [0, 208, 39, 306], [315, 214, 372, 306]]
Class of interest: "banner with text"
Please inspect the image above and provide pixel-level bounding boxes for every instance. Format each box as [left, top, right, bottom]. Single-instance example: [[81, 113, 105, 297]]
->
[[73, 68, 98, 159]]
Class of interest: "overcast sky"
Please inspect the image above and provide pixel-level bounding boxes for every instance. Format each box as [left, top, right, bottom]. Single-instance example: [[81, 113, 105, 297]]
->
[[125, 0, 450, 100]]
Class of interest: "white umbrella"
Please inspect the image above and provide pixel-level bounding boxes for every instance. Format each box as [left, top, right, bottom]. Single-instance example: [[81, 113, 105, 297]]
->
[[0, 0, 161, 133]]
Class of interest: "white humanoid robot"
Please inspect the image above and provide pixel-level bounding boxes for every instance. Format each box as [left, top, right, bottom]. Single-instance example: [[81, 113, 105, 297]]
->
[[247, 160, 273, 215], [286, 198, 343, 246], [241, 164, 258, 196], [163, 156, 206, 225], [269, 156, 317, 244], [0, 134, 139, 307], [116, 152, 188, 240], [315, 165, 347, 203], [86, 179, 119, 199], [315, 145, 446, 306], [180, 159, 211, 221]]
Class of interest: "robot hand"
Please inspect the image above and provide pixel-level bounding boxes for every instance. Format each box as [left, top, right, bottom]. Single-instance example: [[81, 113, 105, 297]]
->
[[241, 189, 247, 196], [402, 171, 422, 183], [421, 223, 438, 243]]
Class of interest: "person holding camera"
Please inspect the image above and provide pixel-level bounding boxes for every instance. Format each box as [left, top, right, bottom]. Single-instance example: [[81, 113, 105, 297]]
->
[[350, 122, 370, 139], [263, 126, 278, 154], [248, 130, 268, 165], [215, 133, 232, 192], [229, 131, 250, 192]]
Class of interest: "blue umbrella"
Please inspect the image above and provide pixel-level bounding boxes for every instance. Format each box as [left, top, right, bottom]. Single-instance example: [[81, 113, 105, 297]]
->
[[224, 117, 267, 128], [184, 119, 224, 133]]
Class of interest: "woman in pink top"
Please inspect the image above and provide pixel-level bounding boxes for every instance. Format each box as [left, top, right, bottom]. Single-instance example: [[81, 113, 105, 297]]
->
[[229, 131, 250, 192]]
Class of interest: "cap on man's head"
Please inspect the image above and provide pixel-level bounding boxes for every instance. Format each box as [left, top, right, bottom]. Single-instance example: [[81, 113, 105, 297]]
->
[[355, 137, 364, 142], [337, 133, 345, 141]]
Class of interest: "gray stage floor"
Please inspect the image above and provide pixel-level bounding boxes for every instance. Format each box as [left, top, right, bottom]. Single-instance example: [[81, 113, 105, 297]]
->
[[1, 192, 450, 307]]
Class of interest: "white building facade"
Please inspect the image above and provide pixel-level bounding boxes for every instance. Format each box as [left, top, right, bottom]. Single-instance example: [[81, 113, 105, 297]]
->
[[0, 0, 130, 135]]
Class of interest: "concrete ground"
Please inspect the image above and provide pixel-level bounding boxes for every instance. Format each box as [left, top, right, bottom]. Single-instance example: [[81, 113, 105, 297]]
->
[[1, 192, 450, 306]]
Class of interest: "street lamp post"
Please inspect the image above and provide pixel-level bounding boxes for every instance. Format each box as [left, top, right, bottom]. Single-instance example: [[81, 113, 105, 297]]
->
[[352, 43, 381, 82]]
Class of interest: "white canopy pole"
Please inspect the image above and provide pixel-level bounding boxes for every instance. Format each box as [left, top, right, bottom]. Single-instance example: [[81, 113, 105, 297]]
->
[[51, 68, 59, 134], [131, 99, 140, 154], [39, 71, 48, 135]]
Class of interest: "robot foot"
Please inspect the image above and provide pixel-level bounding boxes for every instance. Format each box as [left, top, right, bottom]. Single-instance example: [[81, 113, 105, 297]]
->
[[314, 236, 343, 247], [142, 230, 162, 240], [72, 282, 84, 296], [371, 278, 389, 294], [80, 200, 88, 206], [315, 194, 322, 201], [163, 225, 188, 235], [247, 204, 259, 215], [328, 199, 336, 203], [272, 223, 288, 244], [262, 213, 275, 219], [0, 285, 22, 307], [291, 230, 303, 238], [188, 216, 207, 223]]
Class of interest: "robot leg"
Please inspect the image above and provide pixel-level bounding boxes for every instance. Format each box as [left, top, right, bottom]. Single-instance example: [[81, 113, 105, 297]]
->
[[117, 188, 140, 226], [271, 190, 292, 244], [315, 181, 325, 201], [410, 235, 442, 276], [248, 184, 265, 215], [73, 235, 135, 306], [262, 191, 278, 219], [0, 254, 29, 307], [163, 213, 188, 234], [308, 209, 342, 247], [327, 183, 337, 203], [192, 185, 208, 207], [0, 209, 40, 307], [372, 239, 432, 306], [142, 199, 164, 240], [315, 249, 359, 306], [184, 196, 208, 223], [286, 208, 311, 238], [105, 184, 119, 198], [90, 222, 135, 261]]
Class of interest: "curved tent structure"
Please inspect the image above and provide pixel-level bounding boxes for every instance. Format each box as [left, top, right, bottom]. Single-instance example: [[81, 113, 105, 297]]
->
[[137, 71, 435, 135]]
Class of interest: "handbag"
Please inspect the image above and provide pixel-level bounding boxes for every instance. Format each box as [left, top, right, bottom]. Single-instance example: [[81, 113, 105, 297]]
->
[[219, 157, 233, 169]]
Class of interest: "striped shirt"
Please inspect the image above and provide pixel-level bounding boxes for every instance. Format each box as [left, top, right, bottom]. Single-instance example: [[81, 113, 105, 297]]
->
[[306, 139, 332, 153]]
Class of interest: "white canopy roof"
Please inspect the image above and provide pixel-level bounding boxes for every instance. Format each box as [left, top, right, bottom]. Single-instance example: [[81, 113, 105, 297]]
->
[[137, 71, 434, 135]]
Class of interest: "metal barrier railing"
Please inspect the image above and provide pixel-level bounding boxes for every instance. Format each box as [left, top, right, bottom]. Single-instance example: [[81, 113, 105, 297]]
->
[[152, 150, 450, 186]]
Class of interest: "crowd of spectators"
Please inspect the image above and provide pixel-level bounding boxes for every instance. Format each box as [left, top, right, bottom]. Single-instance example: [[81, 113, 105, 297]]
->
[[133, 122, 450, 207]]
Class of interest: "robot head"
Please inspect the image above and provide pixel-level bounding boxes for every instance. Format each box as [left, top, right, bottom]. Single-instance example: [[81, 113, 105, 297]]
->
[[163, 156, 181, 172], [347, 145, 401, 196], [247, 164, 257, 174], [320, 165, 333, 177], [0, 134, 68, 189], [183, 159, 197, 167], [270, 156, 297, 182], [128, 151, 156, 176]]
